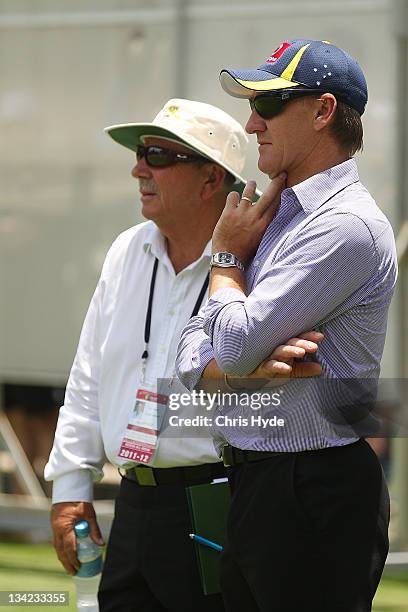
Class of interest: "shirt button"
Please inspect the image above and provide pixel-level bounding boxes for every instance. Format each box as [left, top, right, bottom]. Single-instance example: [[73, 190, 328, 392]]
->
[[254, 260, 260, 267]]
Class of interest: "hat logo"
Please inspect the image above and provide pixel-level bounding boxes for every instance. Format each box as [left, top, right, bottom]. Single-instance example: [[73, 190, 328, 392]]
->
[[266, 41, 291, 64], [164, 105, 180, 118]]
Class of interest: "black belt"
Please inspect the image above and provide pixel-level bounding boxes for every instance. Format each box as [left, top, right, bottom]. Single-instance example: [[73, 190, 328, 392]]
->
[[222, 444, 285, 467], [122, 462, 227, 487]]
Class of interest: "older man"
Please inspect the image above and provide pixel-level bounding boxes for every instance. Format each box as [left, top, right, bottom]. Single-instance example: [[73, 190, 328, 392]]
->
[[45, 98, 322, 612], [177, 41, 397, 611]]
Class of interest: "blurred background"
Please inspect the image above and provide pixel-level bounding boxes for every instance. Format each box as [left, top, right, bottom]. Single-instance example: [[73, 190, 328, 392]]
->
[[0, 0, 408, 609]]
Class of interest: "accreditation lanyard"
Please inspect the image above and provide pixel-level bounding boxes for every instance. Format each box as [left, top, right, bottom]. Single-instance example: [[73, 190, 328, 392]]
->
[[141, 257, 210, 376], [117, 257, 209, 466]]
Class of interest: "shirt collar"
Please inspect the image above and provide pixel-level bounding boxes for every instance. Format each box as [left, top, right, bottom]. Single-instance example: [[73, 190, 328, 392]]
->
[[284, 158, 360, 213], [142, 222, 168, 260], [142, 221, 212, 265]]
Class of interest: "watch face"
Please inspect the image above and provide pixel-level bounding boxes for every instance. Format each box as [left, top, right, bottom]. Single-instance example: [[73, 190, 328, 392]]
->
[[211, 252, 244, 270], [218, 252, 233, 264]]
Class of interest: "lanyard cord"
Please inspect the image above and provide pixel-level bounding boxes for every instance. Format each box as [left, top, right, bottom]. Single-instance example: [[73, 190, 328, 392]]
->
[[142, 257, 159, 360], [191, 272, 209, 317], [142, 257, 209, 361]]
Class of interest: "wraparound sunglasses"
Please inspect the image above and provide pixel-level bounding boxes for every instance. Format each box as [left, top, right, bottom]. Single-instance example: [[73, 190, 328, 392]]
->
[[249, 89, 323, 119], [136, 145, 206, 168]]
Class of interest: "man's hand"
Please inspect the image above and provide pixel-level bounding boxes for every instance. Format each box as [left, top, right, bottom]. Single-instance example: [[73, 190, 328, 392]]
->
[[224, 331, 323, 389], [212, 174, 286, 264], [249, 331, 324, 379], [51, 501, 104, 575], [202, 331, 324, 388]]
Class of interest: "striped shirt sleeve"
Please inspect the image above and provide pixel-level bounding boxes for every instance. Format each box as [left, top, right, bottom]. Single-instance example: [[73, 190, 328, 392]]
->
[[176, 309, 215, 390]]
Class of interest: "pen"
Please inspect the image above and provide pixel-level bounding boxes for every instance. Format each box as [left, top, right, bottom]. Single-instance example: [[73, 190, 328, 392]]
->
[[189, 533, 223, 552]]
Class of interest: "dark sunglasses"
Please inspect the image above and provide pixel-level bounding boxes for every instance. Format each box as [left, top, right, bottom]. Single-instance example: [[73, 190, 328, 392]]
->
[[249, 89, 322, 120], [136, 144, 205, 168]]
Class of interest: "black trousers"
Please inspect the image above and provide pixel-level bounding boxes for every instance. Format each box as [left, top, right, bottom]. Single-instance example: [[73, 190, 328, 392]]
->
[[98, 476, 225, 612], [220, 439, 389, 612]]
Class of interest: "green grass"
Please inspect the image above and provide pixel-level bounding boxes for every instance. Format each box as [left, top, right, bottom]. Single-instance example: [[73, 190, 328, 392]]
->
[[373, 574, 408, 611], [0, 542, 406, 611], [0, 544, 76, 611]]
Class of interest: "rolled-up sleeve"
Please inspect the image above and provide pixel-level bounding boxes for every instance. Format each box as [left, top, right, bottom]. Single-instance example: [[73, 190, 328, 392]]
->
[[202, 213, 379, 376]]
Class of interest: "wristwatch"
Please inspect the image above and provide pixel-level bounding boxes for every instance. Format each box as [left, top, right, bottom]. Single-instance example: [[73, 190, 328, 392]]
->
[[211, 252, 245, 271]]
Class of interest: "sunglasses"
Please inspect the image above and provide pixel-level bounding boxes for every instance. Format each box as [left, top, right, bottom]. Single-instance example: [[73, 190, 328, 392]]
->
[[249, 89, 322, 120], [136, 144, 205, 168]]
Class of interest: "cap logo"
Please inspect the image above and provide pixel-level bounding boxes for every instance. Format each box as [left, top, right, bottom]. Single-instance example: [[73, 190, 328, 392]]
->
[[266, 42, 292, 64], [164, 105, 180, 118]]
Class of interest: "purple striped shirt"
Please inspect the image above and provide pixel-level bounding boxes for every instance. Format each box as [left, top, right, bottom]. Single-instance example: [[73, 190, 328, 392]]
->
[[176, 159, 397, 452]]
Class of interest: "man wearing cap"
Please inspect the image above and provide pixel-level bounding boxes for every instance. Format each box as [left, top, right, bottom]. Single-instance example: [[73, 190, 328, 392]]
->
[[45, 98, 323, 612], [177, 41, 397, 611]]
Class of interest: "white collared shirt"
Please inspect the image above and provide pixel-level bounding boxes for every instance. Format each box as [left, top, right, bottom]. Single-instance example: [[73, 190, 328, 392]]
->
[[44, 221, 219, 503]]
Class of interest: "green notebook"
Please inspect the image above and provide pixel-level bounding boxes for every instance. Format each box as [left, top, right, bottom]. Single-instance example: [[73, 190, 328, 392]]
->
[[186, 479, 230, 595]]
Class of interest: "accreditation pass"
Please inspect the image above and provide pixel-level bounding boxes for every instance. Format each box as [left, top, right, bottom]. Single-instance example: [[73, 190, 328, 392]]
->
[[117, 385, 168, 466]]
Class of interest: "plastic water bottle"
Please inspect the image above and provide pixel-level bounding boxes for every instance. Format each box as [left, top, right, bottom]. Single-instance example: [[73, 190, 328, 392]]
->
[[74, 520, 103, 611]]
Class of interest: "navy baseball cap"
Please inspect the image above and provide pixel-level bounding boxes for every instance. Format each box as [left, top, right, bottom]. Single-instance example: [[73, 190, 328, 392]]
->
[[220, 39, 368, 115]]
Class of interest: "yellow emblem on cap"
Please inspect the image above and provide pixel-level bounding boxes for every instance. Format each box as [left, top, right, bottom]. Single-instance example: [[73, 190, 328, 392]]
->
[[167, 105, 179, 115]]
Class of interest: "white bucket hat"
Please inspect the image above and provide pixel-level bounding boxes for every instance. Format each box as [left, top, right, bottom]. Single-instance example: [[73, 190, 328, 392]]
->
[[104, 98, 250, 195]]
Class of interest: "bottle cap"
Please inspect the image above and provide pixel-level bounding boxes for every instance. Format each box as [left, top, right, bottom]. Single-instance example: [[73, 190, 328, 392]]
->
[[74, 520, 90, 538]]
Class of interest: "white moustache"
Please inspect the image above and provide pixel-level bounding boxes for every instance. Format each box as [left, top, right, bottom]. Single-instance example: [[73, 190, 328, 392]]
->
[[139, 180, 157, 193]]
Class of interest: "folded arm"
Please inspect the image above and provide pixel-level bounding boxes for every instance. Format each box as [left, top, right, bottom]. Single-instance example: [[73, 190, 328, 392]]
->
[[176, 307, 324, 390]]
